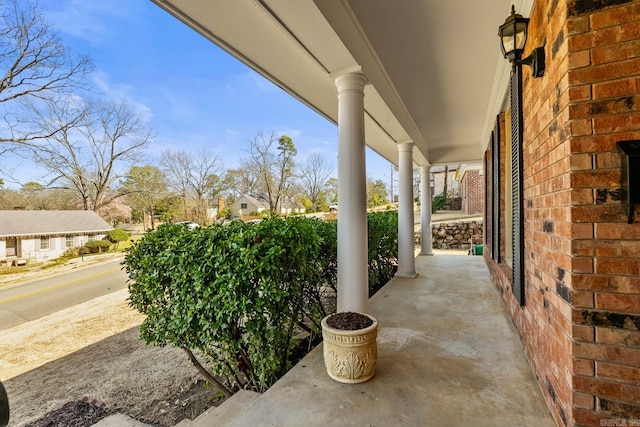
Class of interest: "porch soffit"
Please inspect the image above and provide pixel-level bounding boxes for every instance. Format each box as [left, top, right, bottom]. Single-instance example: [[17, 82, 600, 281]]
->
[[151, 0, 533, 167]]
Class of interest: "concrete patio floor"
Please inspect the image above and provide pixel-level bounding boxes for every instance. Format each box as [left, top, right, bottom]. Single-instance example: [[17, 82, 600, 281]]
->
[[218, 252, 555, 426]]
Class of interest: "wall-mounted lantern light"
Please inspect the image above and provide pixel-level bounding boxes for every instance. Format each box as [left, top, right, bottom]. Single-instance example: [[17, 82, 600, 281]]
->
[[498, 5, 545, 78], [497, 5, 549, 307]]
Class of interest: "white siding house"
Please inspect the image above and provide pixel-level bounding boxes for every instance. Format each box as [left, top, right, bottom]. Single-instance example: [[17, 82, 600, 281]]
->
[[0, 210, 113, 262], [231, 194, 306, 218]]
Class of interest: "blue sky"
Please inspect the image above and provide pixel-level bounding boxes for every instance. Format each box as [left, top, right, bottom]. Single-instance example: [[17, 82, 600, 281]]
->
[[6, 0, 391, 190]]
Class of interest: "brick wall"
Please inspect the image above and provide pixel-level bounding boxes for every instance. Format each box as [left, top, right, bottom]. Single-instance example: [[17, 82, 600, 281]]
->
[[565, 1, 640, 424], [485, 0, 640, 426], [460, 170, 484, 214]]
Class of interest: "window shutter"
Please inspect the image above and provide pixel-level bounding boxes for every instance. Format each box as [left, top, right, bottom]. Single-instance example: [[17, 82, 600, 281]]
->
[[484, 150, 490, 246], [492, 117, 501, 262], [511, 68, 525, 305]]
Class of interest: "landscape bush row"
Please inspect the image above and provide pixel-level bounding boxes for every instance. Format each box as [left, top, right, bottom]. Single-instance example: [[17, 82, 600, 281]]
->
[[124, 211, 398, 396]]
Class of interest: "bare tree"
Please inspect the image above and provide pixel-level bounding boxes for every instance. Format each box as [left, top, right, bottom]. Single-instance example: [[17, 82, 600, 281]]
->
[[0, 0, 92, 144], [160, 148, 222, 224], [12, 98, 154, 211], [298, 153, 333, 212], [221, 163, 259, 206], [245, 131, 297, 213]]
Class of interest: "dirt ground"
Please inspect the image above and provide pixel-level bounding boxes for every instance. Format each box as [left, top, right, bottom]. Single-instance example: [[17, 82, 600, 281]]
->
[[1, 287, 221, 426]]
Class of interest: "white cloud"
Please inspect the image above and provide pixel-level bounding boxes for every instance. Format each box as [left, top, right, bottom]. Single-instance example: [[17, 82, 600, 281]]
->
[[225, 71, 279, 96], [91, 72, 154, 121], [43, 0, 138, 45], [225, 129, 240, 140], [273, 127, 303, 139]]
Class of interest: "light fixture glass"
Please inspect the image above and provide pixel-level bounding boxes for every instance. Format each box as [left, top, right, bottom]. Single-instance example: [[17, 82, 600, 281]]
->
[[499, 5, 529, 61]]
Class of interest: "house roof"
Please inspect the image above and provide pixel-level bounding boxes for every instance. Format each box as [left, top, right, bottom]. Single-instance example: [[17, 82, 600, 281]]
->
[[240, 194, 271, 210], [0, 210, 113, 237]]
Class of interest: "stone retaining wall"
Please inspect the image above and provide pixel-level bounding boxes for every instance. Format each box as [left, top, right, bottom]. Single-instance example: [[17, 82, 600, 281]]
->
[[431, 220, 483, 250]]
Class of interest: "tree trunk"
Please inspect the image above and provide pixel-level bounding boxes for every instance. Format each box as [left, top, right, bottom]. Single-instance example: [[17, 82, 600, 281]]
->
[[183, 348, 233, 398]]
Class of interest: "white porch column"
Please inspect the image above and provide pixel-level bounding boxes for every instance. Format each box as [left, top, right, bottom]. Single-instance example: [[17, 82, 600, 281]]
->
[[395, 142, 418, 278], [335, 71, 369, 313], [420, 165, 434, 256]]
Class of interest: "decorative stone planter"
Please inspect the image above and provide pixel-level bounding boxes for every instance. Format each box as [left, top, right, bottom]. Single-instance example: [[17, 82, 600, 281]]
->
[[321, 312, 378, 384]]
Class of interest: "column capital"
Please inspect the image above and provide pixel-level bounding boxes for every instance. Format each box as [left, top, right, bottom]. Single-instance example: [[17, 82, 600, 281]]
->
[[397, 141, 414, 153], [334, 71, 367, 92]]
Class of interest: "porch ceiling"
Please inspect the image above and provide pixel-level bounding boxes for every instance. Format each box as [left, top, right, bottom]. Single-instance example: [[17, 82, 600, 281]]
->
[[152, 0, 533, 166]]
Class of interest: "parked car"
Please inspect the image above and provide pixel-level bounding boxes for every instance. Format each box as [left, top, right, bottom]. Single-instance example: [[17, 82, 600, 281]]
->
[[175, 221, 199, 230], [329, 203, 338, 211]]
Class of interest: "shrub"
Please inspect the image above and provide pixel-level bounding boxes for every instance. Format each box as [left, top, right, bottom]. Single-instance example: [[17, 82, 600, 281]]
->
[[84, 240, 112, 253], [125, 212, 398, 397], [106, 229, 131, 249], [367, 211, 398, 296], [432, 193, 450, 213], [125, 217, 335, 396]]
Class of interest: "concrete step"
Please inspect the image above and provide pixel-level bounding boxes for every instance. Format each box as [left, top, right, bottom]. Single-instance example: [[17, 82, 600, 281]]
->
[[185, 390, 261, 427], [94, 413, 151, 426]]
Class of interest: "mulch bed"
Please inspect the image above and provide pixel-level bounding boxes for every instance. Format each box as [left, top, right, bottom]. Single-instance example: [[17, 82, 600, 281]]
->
[[23, 398, 112, 427]]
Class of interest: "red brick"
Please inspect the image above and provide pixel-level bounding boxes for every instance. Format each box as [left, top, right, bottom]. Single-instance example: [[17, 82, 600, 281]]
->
[[574, 342, 640, 366], [572, 223, 594, 239], [570, 118, 594, 136], [571, 132, 640, 153], [573, 375, 640, 401], [595, 293, 640, 312], [568, 16, 590, 35], [572, 408, 609, 426], [574, 358, 596, 376], [592, 39, 640, 65], [595, 152, 620, 169], [620, 241, 640, 257], [590, 2, 640, 30], [571, 187, 594, 206], [594, 246, 618, 257], [569, 32, 596, 51], [569, 50, 591, 69], [570, 170, 620, 187], [595, 258, 640, 275], [596, 328, 640, 348], [573, 391, 595, 410], [568, 57, 640, 85], [596, 361, 640, 384], [569, 84, 593, 102], [620, 20, 640, 42], [593, 77, 638, 99], [570, 153, 593, 170], [572, 256, 593, 273], [595, 223, 640, 239], [574, 324, 596, 341], [571, 205, 626, 223], [573, 275, 640, 293], [593, 112, 640, 134]]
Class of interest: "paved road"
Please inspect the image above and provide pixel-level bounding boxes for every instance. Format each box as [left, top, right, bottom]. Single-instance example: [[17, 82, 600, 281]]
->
[[0, 259, 129, 330]]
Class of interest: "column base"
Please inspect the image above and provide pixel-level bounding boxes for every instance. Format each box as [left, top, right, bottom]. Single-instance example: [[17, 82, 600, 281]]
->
[[419, 252, 434, 256], [394, 271, 418, 279]]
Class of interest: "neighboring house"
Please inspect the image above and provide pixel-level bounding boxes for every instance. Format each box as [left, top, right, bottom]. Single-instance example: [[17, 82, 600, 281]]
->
[[231, 194, 270, 217], [231, 194, 306, 217], [456, 164, 484, 215], [0, 210, 113, 262], [431, 165, 459, 197]]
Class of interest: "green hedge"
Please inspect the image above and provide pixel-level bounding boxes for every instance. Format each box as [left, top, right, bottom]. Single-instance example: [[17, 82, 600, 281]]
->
[[84, 240, 112, 253], [125, 217, 334, 395], [125, 212, 397, 396], [367, 211, 398, 295]]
